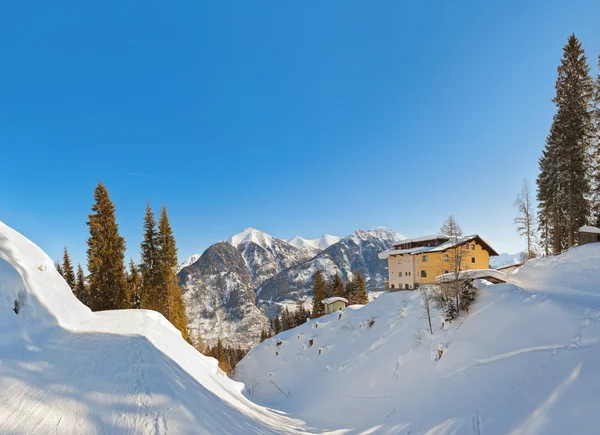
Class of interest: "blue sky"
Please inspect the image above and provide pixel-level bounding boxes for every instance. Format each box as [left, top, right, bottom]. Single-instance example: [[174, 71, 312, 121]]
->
[[2, 1, 600, 266]]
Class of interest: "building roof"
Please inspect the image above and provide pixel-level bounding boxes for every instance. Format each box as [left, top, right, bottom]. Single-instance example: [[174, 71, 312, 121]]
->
[[392, 234, 448, 248], [379, 234, 499, 259], [321, 297, 348, 305], [579, 225, 600, 234], [435, 269, 507, 284]]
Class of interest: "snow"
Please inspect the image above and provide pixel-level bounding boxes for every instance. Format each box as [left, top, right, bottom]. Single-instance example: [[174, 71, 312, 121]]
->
[[435, 268, 507, 283], [236, 243, 600, 434], [579, 225, 600, 234], [287, 234, 342, 252], [379, 234, 497, 259], [321, 297, 348, 305], [0, 221, 312, 434], [178, 253, 200, 272], [490, 252, 523, 269], [227, 228, 281, 249]]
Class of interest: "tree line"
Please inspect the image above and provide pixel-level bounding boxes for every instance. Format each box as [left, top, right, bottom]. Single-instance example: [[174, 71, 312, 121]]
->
[[259, 269, 368, 341], [533, 34, 600, 255], [56, 181, 189, 341], [204, 339, 248, 375]]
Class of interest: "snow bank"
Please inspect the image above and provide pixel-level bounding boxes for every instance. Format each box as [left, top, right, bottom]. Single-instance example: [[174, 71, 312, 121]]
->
[[0, 221, 311, 434], [236, 244, 600, 434]]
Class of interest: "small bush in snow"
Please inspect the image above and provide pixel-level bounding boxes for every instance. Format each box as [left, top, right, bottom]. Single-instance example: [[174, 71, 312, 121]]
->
[[13, 298, 20, 314], [444, 300, 458, 322], [367, 316, 376, 328]]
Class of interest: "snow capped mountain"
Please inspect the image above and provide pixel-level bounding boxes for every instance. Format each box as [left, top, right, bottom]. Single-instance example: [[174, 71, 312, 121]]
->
[[227, 228, 313, 287], [0, 221, 306, 434], [178, 253, 201, 272], [490, 252, 524, 268], [287, 234, 342, 257], [257, 227, 405, 303], [178, 242, 269, 348], [236, 244, 600, 433]]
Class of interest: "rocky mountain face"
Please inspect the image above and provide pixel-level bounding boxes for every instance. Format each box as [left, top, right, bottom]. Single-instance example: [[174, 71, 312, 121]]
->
[[178, 227, 404, 348], [227, 228, 312, 287], [256, 227, 404, 304], [178, 242, 269, 349]]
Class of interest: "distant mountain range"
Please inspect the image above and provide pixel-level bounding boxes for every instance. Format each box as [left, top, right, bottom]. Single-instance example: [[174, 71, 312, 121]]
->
[[490, 252, 524, 269], [177, 227, 404, 348]]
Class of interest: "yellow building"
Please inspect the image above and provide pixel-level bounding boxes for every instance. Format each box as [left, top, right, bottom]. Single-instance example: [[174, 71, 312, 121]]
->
[[378, 234, 498, 290]]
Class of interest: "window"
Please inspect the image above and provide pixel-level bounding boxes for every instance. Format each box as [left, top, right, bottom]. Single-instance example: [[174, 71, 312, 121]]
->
[[405, 283, 410, 290], [444, 270, 449, 274], [471, 257, 476, 263], [421, 270, 427, 278], [471, 244, 475, 250], [444, 254, 449, 261], [422, 255, 428, 262]]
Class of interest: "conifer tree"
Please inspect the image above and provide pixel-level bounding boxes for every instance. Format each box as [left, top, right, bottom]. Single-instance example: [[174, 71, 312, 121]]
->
[[353, 270, 368, 305], [310, 269, 326, 318], [55, 261, 64, 278], [344, 279, 357, 304], [294, 300, 307, 327], [62, 247, 76, 290], [157, 205, 189, 341], [281, 307, 292, 331], [328, 273, 345, 298], [86, 181, 128, 311], [127, 259, 142, 309], [75, 264, 88, 306], [537, 34, 594, 252], [140, 203, 160, 311], [273, 315, 282, 334]]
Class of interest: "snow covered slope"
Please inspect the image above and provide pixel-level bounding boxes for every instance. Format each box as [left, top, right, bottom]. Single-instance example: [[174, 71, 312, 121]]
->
[[236, 244, 600, 434], [0, 221, 311, 434]]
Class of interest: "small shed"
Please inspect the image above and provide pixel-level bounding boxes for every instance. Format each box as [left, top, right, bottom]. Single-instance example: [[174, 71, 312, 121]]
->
[[579, 225, 600, 245], [321, 297, 348, 314]]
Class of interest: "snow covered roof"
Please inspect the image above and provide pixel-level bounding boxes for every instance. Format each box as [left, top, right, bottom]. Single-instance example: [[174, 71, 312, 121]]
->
[[435, 269, 507, 284], [321, 297, 348, 305], [579, 225, 600, 234], [392, 234, 448, 247], [379, 234, 499, 259]]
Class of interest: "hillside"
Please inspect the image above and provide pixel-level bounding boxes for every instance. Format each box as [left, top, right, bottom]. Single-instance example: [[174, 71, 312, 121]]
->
[[0, 221, 310, 434], [236, 245, 600, 434]]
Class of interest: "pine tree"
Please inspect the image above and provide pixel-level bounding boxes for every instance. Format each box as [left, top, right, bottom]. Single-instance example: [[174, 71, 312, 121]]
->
[[328, 273, 345, 298], [281, 307, 292, 331], [537, 34, 594, 253], [62, 247, 76, 290], [55, 261, 64, 278], [294, 300, 307, 327], [127, 259, 142, 309], [157, 205, 189, 341], [344, 279, 357, 304], [273, 315, 282, 334], [86, 181, 128, 311], [310, 269, 326, 318], [75, 264, 88, 305], [353, 270, 368, 305], [140, 202, 160, 311]]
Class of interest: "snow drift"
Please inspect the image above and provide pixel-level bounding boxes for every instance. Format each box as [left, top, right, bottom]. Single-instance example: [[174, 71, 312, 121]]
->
[[236, 245, 600, 434], [0, 221, 311, 434]]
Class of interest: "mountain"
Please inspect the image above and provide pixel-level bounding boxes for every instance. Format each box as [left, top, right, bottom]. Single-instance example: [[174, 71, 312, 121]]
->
[[256, 227, 404, 304], [287, 234, 342, 257], [178, 253, 200, 272], [490, 252, 523, 268], [235, 244, 600, 433], [178, 242, 269, 348], [0, 221, 305, 434], [227, 228, 313, 287]]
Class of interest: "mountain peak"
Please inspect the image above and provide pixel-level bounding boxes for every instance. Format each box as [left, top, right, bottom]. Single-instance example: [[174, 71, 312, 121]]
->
[[227, 228, 276, 248], [286, 234, 342, 251]]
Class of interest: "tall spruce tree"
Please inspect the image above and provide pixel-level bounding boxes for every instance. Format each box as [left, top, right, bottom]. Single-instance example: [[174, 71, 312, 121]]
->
[[75, 264, 88, 306], [62, 247, 76, 290], [140, 203, 160, 311], [157, 205, 189, 341], [328, 273, 345, 298], [127, 259, 142, 309], [55, 261, 64, 278], [353, 270, 368, 305], [344, 279, 357, 304], [86, 182, 128, 311], [537, 34, 594, 253], [310, 269, 326, 318]]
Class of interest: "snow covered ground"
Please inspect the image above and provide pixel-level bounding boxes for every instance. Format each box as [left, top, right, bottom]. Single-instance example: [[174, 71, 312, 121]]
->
[[0, 222, 314, 434], [236, 246, 600, 434]]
